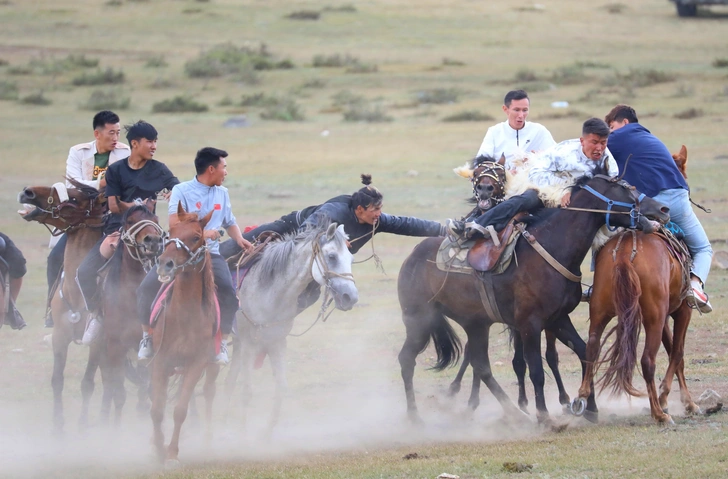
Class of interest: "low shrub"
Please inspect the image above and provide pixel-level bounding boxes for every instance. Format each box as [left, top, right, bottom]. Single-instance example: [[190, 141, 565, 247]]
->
[[442, 110, 495, 122], [21, 91, 52, 105], [286, 10, 320, 20], [416, 88, 460, 104], [442, 57, 465, 66], [72, 68, 125, 86], [712, 58, 728, 68], [152, 96, 208, 113], [345, 63, 378, 74], [81, 90, 130, 111], [260, 98, 305, 121], [145, 55, 168, 68], [0, 80, 19, 100], [673, 108, 703, 120], [184, 43, 293, 79], [312, 53, 360, 68], [343, 103, 392, 123]]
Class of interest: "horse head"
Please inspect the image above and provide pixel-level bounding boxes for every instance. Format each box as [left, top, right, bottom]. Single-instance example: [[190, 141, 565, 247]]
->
[[311, 222, 358, 311], [17, 179, 107, 232], [120, 204, 164, 266], [157, 203, 212, 283], [572, 166, 670, 234], [470, 155, 507, 212]]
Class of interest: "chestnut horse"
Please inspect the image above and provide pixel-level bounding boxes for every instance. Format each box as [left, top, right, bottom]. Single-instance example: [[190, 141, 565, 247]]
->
[[572, 145, 700, 424], [18, 180, 106, 434], [398, 169, 670, 424], [148, 204, 220, 465], [99, 204, 164, 425]]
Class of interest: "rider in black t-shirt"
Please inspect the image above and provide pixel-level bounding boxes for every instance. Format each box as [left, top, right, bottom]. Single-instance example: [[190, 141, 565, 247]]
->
[[76, 121, 179, 345], [0, 232, 27, 330]]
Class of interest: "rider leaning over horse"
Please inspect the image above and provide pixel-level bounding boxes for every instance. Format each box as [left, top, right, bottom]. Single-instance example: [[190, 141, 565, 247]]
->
[[604, 104, 713, 313], [0, 232, 27, 330], [45, 110, 130, 328], [76, 120, 179, 345], [137, 147, 253, 365], [448, 118, 618, 239], [220, 175, 446, 308]]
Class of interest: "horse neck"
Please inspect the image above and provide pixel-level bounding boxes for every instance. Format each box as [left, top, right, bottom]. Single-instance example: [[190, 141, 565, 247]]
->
[[168, 255, 215, 319], [119, 244, 148, 281], [529, 192, 607, 271], [64, 228, 103, 273]]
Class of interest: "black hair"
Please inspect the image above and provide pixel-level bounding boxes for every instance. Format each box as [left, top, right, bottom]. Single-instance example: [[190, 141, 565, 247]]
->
[[351, 174, 383, 210], [194, 147, 228, 175], [504, 90, 529, 107], [92, 110, 120, 130], [605, 104, 639, 125], [124, 120, 158, 145], [582, 117, 610, 138]]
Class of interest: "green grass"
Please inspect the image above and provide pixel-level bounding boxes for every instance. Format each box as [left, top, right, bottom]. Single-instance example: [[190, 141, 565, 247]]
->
[[1, 0, 728, 477]]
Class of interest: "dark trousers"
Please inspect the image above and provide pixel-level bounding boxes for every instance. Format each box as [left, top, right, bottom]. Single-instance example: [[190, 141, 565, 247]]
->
[[137, 253, 238, 335], [76, 236, 106, 311], [472, 189, 543, 232], [219, 211, 299, 259], [47, 233, 67, 296]]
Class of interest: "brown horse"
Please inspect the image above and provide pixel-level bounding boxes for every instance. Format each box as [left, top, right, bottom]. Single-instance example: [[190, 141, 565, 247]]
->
[[148, 203, 220, 465], [18, 180, 107, 434], [398, 169, 670, 424], [572, 145, 700, 424], [99, 204, 164, 425]]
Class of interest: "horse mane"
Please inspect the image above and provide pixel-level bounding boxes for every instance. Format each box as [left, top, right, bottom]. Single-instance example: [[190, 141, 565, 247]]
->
[[65, 177, 103, 200], [571, 162, 611, 192], [471, 154, 500, 170], [257, 215, 347, 284]]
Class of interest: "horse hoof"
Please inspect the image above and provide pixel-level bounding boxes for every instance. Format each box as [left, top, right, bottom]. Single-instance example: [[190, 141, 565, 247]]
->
[[164, 459, 181, 470], [583, 410, 599, 424], [569, 398, 587, 417]]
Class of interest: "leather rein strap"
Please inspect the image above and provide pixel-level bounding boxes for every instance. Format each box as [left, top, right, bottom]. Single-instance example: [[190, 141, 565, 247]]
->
[[515, 223, 582, 283]]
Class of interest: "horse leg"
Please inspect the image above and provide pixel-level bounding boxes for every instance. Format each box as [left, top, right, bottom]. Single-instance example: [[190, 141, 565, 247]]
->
[[238, 343, 255, 429], [167, 361, 207, 464], [203, 364, 221, 444], [448, 342, 469, 396], [640, 308, 672, 424], [150, 363, 169, 463], [266, 339, 289, 435], [107, 340, 128, 427], [135, 363, 150, 417], [398, 310, 435, 424], [575, 311, 611, 423], [224, 333, 242, 400], [468, 325, 523, 418], [519, 325, 550, 424], [544, 330, 570, 408], [660, 304, 699, 415], [511, 333, 528, 413], [79, 341, 102, 430], [51, 325, 73, 436]]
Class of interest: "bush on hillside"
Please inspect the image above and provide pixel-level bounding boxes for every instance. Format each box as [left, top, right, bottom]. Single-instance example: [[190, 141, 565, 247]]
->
[[152, 96, 208, 113]]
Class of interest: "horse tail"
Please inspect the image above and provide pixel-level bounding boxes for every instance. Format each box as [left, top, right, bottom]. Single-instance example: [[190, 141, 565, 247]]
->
[[598, 258, 644, 398], [429, 310, 462, 372]]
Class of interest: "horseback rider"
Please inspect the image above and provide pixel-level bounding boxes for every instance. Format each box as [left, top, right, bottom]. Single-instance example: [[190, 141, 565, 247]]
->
[[448, 118, 618, 238], [605, 104, 713, 313], [0, 232, 27, 330], [219, 174, 446, 308], [476, 89, 556, 171], [76, 120, 179, 345], [137, 147, 253, 364], [45, 110, 130, 328]]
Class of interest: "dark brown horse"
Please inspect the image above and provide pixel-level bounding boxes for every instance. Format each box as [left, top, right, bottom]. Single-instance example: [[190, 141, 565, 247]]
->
[[149, 203, 220, 465], [99, 204, 164, 425], [398, 169, 670, 424], [18, 180, 107, 434], [572, 145, 700, 424]]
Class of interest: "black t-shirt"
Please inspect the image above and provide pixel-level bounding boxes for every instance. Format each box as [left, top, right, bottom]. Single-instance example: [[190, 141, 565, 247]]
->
[[104, 158, 179, 233]]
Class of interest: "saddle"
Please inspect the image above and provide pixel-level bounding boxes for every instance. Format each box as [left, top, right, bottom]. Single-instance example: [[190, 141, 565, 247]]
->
[[467, 213, 527, 273]]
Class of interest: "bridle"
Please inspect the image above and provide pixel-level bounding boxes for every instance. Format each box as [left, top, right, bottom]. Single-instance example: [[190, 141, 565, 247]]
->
[[161, 235, 209, 279], [34, 188, 106, 236], [563, 174, 646, 231], [120, 219, 165, 273], [472, 161, 507, 208], [310, 231, 356, 322]]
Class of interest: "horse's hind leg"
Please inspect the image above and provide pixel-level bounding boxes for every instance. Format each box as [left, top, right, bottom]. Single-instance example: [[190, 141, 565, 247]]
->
[[203, 364, 220, 443], [167, 362, 206, 464], [660, 304, 699, 415], [224, 333, 242, 399], [511, 333, 529, 413], [266, 339, 289, 435], [544, 330, 570, 408], [448, 342, 469, 396], [519, 324, 551, 424], [150, 363, 170, 463], [640, 306, 672, 424], [398, 309, 435, 424], [575, 311, 611, 423], [51, 321, 74, 437]]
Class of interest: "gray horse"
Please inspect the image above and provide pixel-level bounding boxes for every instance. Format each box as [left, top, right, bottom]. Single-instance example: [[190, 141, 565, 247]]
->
[[225, 219, 358, 431]]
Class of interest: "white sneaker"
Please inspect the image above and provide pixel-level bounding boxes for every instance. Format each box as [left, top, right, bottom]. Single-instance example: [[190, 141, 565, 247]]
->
[[138, 334, 153, 360], [687, 282, 713, 314], [213, 341, 229, 365], [82, 317, 102, 345]]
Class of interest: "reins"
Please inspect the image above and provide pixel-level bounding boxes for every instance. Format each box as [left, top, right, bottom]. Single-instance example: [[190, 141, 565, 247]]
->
[[121, 219, 165, 273]]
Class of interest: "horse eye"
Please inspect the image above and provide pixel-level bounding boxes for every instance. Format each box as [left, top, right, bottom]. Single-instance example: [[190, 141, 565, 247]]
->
[[193, 235, 201, 242], [328, 253, 337, 262]]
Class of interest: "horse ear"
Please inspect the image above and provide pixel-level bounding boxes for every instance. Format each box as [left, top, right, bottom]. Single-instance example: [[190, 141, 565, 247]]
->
[[673, 145, 688, 179], [498, 153, 506, 166], [176, 201, 186, 215], [200, 209, 214, 229], [326, 222, 337, 241]]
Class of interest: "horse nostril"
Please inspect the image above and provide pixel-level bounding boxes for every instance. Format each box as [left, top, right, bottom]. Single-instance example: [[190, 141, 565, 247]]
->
[[342, 293, 351, 304], [23, 188, 35, 199], [661, 206, 670, 214], [164, 259, 174, 269], [486, 185, 494, 192]]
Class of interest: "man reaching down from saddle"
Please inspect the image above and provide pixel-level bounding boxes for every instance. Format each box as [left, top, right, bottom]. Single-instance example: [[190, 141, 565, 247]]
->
[[0, 232, 27, 330], [76, 121, 179, 345], [137, 147, 253, 364], [448, 118, 618, 238], [605, 104, 713, 313]]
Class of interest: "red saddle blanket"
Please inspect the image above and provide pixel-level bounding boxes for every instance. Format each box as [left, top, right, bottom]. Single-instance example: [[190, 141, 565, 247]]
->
[[150, 280, 223, 355]]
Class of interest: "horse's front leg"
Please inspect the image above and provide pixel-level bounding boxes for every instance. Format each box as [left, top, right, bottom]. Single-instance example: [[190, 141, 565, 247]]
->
[[150, 362, 170, 463], [51, 318, 73, 437], [519, 325, 549, 424], [80, 340, 102, 430], [167, 360, 207, 465], [544, 330, 570, 408], [448, 342, 469, 396], [266, 339, 289, 435], [511, 333, 528, 413], [574, 311, 611, 423], [397, 309, 435, 424], [203, 363, 221, 444]]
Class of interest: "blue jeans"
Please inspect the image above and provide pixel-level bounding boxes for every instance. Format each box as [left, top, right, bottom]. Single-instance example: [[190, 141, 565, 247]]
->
[[653, 188, 713, 285]]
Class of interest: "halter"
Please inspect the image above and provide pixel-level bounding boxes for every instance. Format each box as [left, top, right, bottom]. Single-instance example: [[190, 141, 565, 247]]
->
[[120, 219, 165, 273], [569, 175, 646, 231], [32, 183, 106, 236], [310, 231, 356, 322], [472, 161, 507, 206], [161, 236, 209, 278]]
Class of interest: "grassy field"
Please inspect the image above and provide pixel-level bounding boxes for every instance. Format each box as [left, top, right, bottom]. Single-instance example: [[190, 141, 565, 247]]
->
[[1, 0, 728, 477]]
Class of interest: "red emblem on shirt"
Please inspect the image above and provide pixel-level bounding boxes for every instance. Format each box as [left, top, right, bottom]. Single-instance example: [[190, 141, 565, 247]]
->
[[195, 201, 202, 210], [214, 204, 221, 210]]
